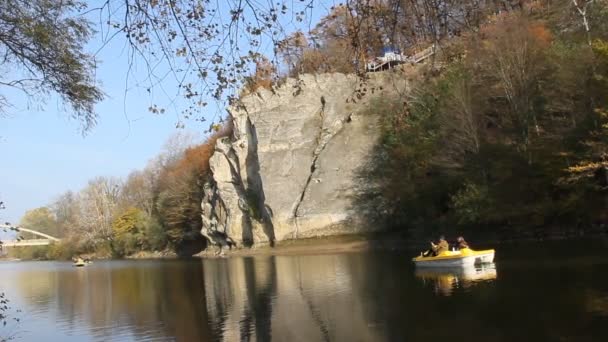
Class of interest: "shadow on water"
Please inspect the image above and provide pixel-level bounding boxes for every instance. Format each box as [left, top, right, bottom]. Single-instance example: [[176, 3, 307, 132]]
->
[[2, 240, 608, 342]]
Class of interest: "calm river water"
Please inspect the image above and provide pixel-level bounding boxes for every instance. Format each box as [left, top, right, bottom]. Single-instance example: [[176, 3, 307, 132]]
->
[[1, 239, 608, 342]]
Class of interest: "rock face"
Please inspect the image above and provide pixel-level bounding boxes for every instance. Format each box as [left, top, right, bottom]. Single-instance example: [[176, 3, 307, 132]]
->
[[201, 72, 408, 247]]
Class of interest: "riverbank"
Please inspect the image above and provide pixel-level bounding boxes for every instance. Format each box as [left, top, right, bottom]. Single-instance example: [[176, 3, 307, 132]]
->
[[4, 225, 607, 261], [194, 234, 391, 258], [125, 250, 177, 259], [194, 226, 608, 259]]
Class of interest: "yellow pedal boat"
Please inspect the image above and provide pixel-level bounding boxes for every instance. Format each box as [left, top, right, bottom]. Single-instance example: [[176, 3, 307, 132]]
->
[[412, 248, 495, 267]]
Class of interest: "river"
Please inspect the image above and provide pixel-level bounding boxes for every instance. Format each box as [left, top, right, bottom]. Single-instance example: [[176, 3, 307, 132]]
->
[[1, 239, 608, 341]]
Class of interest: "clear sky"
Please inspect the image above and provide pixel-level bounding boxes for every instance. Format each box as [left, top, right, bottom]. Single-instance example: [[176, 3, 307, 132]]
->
[[0, 23, 207, 225]]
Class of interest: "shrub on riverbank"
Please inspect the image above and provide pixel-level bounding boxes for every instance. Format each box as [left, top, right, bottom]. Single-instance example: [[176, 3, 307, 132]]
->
[[6, 245, 50, 260]]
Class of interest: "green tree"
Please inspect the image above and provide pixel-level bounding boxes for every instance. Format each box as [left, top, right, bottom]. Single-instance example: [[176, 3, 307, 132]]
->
[[564, 38, 608, 184], [18, 207, 60, 238], [112, 208, 146, 257], [0, 0, 103, 130], [111, 207, 167, 256], [52, 191, 80, 237]]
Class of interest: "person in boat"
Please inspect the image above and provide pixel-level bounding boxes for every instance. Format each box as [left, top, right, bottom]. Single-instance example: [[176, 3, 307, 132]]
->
[[431, 235, 449, 256], [423, 235, 449, 256], [456, 236, 469, 250]]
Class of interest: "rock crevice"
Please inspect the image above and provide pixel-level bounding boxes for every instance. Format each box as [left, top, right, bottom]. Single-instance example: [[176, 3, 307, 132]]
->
[[201, 72, 409, 247]]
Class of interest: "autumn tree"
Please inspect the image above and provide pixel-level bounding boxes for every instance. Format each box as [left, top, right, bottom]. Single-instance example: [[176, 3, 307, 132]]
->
[[244, 56, 277, 94], [469, 14, 554, 157], [276, 31, 309, 75], [157, 137, 216, 246], [120, 170, 157, 217], [76, 177, 122, 248], [155, 131, 202, 169], [366, 3, 608, 233], [275, 3, 390, 76], [77, 0, 322, 123]]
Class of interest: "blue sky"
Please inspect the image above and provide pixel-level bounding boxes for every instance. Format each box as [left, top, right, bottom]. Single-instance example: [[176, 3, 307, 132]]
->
[[0, 24, 206, 225]]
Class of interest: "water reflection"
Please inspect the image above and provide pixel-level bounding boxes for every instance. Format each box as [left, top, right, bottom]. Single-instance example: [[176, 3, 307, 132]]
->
[[414, 263, 498, 296], [2, 244, 608, 342], [202, 254, 385, 341], [1, 254, 390, 342], [5, 261, 214, 341]]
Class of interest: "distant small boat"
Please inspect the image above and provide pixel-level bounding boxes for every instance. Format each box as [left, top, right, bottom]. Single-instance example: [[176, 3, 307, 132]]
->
[[412, 248, 495, 267], [73, 258, 91, 267]]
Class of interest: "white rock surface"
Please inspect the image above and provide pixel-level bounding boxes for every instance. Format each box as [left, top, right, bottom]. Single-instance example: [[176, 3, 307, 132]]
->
[[201, 72, 409, 246]]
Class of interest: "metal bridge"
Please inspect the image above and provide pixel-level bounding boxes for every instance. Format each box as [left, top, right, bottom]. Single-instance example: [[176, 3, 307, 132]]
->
[[0, 224, 60, 248]]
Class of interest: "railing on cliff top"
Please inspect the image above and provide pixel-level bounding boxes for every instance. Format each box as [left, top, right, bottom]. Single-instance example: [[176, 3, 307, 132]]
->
[[366, 44, 436, 72]]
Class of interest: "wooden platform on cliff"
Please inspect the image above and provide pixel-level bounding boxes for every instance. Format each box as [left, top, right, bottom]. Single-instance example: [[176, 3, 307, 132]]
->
[[366, 44, 436, 72]]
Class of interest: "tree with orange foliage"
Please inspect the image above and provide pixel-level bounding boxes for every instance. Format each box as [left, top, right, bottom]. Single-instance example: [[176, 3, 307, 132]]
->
[[244, 56, 276, 94], [156, 123, 232, 249], [275, 4, 387, 76], [276, 31, 309, 76], [470, 13, 554, 156]]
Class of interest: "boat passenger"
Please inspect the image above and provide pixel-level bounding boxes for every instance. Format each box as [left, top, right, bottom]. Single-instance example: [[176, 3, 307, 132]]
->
[[430, 235, 449, 256], [456, 236, 469, 250]]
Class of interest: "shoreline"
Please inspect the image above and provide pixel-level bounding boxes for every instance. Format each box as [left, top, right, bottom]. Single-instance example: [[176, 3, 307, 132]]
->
[[3, 229, 607, 261], [194, 234, 389, 258], [192, 229, 608, 259]]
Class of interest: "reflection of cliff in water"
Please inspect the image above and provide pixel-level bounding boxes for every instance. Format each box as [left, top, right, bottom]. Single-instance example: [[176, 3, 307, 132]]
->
[[10, 255, 393, 341], [415, 263, 498, 296], [8, 256, 502, 341], [203, 254, 387, 341]]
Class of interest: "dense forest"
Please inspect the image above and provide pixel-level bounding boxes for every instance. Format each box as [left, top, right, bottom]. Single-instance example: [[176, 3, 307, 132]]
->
[[7, 0, 608, 259], [369, 1, 608, 239]]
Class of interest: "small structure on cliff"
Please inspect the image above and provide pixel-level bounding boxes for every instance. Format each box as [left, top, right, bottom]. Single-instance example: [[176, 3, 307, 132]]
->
[[366, 44, 436, 72], [366, 47, 409, 72]]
